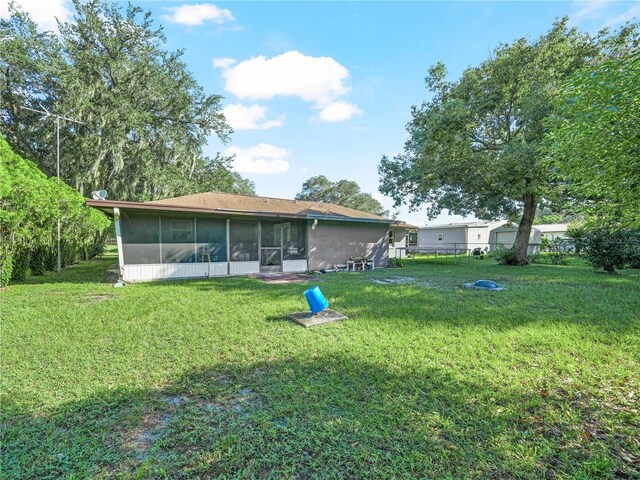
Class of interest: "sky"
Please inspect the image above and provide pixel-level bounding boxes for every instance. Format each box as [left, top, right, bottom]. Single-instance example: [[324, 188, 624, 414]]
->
[[2, 0, 638, 226]]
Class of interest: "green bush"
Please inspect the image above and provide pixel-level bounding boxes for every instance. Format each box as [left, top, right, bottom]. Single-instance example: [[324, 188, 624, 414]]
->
[[0, 250, 12, 288], [0, 134, 110, 285], [582, 228, 627, 273], [11, 249, 30, 281], [489, 247, 521, 265], [388, 257, 405, 268], [547, 238, 568, 265], [624, 229, 640, 269]]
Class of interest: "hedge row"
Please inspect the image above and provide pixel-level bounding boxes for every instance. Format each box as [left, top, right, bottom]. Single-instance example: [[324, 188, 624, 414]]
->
[[0, 134, 110, 287]]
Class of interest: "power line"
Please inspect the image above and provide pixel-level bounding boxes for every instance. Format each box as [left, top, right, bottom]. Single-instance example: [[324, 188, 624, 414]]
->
[[20, 105, 86, 273]]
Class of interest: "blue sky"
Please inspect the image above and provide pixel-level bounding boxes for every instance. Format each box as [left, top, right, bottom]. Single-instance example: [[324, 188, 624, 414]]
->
[[3, 1, 638, 225]]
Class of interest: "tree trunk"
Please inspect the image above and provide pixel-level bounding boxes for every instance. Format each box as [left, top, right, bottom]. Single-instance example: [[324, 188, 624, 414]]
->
[[513, 194, 537, 265]]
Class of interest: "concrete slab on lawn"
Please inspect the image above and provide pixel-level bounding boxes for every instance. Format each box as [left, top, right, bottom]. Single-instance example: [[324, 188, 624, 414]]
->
[[288, 309, 349, 328]]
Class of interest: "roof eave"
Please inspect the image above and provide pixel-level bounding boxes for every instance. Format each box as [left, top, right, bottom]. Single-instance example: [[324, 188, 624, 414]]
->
[[85, 199, 391, 224]]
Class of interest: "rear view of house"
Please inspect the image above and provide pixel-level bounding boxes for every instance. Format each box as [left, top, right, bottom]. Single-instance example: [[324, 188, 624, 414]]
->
[[87, 192, 402, 282]]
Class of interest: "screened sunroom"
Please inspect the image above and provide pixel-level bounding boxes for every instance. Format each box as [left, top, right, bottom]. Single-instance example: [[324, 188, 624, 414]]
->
[[86, 192, 394, 282], [118, 210, 308, 281]]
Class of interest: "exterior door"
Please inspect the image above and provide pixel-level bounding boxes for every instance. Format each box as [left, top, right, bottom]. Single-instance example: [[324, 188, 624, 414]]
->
[[260, 221, 283, 272]]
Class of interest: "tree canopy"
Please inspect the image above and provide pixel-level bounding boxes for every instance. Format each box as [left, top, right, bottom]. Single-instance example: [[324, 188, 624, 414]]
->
[[1, 0, 253, 201], [379, 19, 615, 264], [296, 175, 389, 217], [542, 30, 640, 228]]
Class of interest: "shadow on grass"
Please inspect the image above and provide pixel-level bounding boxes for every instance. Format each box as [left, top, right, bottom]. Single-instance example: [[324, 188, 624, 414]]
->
[[3, 354, 633, 479], [14, 258, 118, 286]]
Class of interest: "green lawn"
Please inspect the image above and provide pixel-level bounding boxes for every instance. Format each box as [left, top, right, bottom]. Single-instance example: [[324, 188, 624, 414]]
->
[[2, 257, 639, 479]]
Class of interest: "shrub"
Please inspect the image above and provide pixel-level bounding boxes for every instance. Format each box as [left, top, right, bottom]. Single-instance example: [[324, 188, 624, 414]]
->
[[547, 238, 568, 265], [582, 228, 627, 273], [0, 134, 110, 285], [565, 223, 587, 255], [0, 250, 12, 288], [624, 229, 640, 269], [489, 247, 521, 265], [11, 249, 30, 281], [388, 257, 404, 268]]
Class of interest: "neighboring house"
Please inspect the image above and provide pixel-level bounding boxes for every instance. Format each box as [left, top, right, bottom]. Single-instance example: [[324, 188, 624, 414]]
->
[[417, 221, 541, 254], [536, 224, 569, 241], [87, 192, 404, 282], [389, 222, 419, 259]]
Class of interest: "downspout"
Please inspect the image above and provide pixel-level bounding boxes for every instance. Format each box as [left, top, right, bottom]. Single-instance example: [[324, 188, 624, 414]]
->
[[226, 218, 231, 275], [113, 208, 125, 278]]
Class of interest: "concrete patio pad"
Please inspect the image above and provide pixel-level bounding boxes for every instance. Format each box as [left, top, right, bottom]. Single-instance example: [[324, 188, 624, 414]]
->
[[288, 309, 349, 327]]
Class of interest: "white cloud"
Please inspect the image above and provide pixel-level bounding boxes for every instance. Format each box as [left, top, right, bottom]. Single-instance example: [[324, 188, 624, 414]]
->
[[0, 0, 70, 32], [213, 57, 237, 69], [224, 143, 290, 175], [571, 1, 609, 23], [570, 1, 640, 28], [602, 4, 640, 27], [161, 3, 234, 26], [218, 50, 361, 120], [319, 101, 362, 122], [223, 104, 283, 130]]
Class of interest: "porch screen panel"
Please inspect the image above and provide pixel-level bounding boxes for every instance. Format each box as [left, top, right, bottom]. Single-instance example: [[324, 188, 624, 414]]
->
[[161, 216, 196, 263], [230, 220, 258, 261], [121, 212, 161, 264], [196, 217, 227, 262], [283, 221, 307, 260]]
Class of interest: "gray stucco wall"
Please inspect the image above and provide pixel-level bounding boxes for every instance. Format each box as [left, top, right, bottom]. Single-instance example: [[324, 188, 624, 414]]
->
[[307, 220, 389, 270]]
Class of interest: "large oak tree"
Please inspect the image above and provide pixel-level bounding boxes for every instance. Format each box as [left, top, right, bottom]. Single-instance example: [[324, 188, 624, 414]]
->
[[296, 175, 389, 217], [379, 19, 604, 264], [1, 0, 253, 201]]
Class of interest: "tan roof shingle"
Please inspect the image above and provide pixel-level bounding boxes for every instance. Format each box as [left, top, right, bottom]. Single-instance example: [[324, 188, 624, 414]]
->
[[148, 192, 388, 221]]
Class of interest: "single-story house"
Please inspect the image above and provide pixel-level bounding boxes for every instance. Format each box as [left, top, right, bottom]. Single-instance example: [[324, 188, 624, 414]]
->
[[389, 222, 419, 258], [87, 192, 412, 282], [417, 220, 541, 254], [536, 224, 569, 241]]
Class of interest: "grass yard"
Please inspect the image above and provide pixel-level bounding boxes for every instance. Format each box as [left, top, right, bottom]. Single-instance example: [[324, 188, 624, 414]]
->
[[1, 256, 639, 479]]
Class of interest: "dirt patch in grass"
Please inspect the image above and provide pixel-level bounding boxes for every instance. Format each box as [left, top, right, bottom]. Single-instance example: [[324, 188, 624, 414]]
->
[[83, 294, 113, 303]]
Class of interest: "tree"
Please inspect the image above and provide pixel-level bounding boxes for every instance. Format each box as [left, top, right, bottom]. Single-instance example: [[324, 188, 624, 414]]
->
[[296, 175, 389, 217], [379, 19, 603, 265], [542, 27, 640, 228], [0, 0, 248, 201]]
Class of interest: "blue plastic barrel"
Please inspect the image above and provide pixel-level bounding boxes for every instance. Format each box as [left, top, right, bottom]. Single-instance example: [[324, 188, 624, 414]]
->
[[304, 286, 329, 314]]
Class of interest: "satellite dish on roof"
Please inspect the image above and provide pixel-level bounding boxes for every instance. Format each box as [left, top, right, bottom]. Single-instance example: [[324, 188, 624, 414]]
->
[[91, 189, 108, 200]]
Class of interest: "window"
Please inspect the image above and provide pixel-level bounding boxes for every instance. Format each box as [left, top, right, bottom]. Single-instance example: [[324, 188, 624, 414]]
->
[[121, 212, 161, 264], [196, 217, 227, 262], [283, 221, 307, 260], [389, 230, 394, 246], [230, 220, 259, 261], [408, 231, 418, 246], [161, 216, 195, 263], [437, 233, 444, 241]]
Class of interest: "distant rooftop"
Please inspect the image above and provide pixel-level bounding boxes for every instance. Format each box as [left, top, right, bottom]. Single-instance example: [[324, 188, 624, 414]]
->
[[420, 220, 509, 229]]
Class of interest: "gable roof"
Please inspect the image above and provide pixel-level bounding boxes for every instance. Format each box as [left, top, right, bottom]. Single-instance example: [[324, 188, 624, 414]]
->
[[86, 192, 390, 223]]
